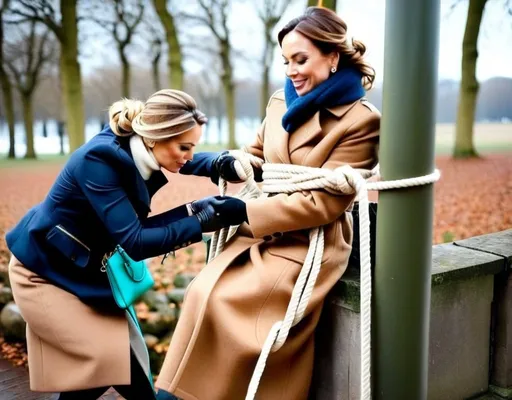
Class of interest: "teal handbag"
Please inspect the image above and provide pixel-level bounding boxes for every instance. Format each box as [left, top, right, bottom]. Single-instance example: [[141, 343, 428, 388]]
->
[[101, 245, 155, 309]]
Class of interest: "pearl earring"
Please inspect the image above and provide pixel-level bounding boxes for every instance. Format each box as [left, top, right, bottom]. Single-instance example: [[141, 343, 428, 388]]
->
[[331, 67, 337, 73]]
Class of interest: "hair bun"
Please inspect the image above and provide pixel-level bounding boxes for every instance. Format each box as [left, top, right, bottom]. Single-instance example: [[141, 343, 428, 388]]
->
[[109, 99, 144, 137], [192, 108, 208, 125]]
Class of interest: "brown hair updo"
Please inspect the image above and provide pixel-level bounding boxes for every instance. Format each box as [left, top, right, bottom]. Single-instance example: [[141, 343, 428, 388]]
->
[[278, 7, 375, 90], [108, 89, 207, 141]]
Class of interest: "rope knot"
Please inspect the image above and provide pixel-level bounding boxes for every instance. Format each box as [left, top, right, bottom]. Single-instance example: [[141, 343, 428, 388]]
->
[[330, 165, 366, 195]]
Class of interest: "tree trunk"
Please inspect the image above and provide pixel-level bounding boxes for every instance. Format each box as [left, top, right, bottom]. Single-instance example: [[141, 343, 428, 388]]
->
[[152, 0, 184, 90], [152, 53, 161, 92], [308, 0, 337, 9], [453, 0, 487, 158], [0, 69, 16, 158], [203, 117, 210, 144], [42, 120, 48, 138], [260, 31, 272, 121], [58, 120, 65, 155], [216, 102, 223, 145], [60, 0, 85, 152], [121, 50, 130, 98], [222, 51, 236, 149], [21, 93, 36, 159], [0, 5, 16, 159], [224, 81, 236, 149]]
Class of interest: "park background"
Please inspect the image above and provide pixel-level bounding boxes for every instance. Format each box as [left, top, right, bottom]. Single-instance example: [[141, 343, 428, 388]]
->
[[0, 1, 510, 397]]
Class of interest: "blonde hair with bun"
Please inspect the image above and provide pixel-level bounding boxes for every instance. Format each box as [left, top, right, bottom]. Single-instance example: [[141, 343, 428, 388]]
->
[[108, 89, 207, 142]]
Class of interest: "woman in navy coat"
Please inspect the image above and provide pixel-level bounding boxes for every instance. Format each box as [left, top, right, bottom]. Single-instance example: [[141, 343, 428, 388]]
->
[[6, 89, 248, 399]]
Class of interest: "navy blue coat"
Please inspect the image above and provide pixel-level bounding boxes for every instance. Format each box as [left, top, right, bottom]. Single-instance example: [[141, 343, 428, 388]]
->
[[6, 126, 218, 308]]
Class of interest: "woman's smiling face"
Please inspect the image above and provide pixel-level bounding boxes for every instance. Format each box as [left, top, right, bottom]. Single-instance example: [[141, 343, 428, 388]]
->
[[281, 30, 338, 96]]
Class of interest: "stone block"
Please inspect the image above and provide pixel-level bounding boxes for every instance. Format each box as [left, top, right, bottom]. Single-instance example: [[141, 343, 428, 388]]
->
[[427, 275, 493, 400], [454, 230, 512, 392], [310, 237, 505, 400]]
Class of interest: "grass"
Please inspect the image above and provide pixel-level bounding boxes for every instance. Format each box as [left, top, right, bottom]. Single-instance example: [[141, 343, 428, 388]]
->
[[1, 123, 510, 167], [0, 144, 225, 169], [0, 154, 69, 169], [434, 123, 512, 155]]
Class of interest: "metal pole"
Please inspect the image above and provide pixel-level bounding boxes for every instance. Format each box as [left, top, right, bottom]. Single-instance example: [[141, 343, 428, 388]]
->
[[373, 0, 440, 399]]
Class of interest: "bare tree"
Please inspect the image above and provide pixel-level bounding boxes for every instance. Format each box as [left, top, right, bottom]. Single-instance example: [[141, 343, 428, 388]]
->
[[0, 0, 16, 158], [87, 0, 145, 98], [7, 0, 85, 153], [183, 0, 237, 149], [188, 69, 223, 144], [453, 0, 488, 158], [139, 5, 165, 93], [148, 25, 163, 92], [152, 0, 184, 90], [4, 21, 56, 158], [307, 0, 337, 9], [257, 0, 293, 120]]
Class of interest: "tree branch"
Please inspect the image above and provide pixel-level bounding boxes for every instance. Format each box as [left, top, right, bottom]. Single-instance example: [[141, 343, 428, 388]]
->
[[7, 1, 62, 39], [3, 57, 22, 89]]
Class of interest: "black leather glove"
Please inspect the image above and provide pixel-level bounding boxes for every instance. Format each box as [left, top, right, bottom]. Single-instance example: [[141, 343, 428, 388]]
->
[[253, 167, 263, 183], [212, 197, 248, 226], [190, 195, 226, 215], [195, 205, 223, 233], [211, 151, 246, 185], [194, 197, 248, 232]]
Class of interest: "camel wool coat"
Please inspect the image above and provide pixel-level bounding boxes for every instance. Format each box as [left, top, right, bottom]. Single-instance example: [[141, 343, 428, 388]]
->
[[156, 90, 380, 400]]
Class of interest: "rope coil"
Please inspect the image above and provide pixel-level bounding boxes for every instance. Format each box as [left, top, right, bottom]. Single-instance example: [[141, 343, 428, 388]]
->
[[208, 152, 440, 400]]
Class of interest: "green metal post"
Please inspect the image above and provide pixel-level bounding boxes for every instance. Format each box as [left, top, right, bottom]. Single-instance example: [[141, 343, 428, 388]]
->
[[373, 0, 440, 399]]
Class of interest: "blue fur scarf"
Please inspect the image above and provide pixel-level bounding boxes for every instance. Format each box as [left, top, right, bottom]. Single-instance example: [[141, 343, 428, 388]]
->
[[282, 67, 365, 133]]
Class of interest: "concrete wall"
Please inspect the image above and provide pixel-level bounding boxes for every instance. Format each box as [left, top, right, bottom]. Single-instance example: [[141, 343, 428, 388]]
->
[[310, 229, 512, 400]]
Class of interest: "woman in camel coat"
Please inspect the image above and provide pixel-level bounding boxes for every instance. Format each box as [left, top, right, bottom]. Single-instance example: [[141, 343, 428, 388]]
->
[[156, 7, 380, 400]]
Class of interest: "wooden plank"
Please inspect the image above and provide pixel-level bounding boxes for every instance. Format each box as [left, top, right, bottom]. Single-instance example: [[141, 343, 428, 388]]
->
[[0, 358, 58, 399], [0, 357, 123, 399]]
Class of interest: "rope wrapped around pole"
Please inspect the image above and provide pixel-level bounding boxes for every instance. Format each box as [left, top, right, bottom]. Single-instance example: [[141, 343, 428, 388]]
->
[[208, 154, 440, 400]]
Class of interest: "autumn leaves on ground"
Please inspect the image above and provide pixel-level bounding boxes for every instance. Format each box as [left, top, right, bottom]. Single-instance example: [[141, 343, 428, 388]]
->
[[0, 152, 511, 368]]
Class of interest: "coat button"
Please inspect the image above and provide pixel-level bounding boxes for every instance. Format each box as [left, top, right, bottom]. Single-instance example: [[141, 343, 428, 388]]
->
[[263, 235, 272, 241], [272, 232, 283, 238], [71, 254, 76, 262]]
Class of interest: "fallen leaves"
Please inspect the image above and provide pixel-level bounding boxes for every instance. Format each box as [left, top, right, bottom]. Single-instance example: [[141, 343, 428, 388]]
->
[[0, 153, 511, 367]]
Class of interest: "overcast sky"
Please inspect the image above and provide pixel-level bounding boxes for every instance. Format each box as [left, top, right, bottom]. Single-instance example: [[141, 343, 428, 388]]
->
[[82, 0, 512, 85]]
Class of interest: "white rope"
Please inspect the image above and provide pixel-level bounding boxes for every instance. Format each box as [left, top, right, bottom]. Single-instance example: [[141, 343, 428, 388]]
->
[[208, 155, 440, 400], [207, 151, 263, 263]]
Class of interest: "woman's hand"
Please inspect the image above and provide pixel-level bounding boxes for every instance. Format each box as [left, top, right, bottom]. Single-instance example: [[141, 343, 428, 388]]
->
[[192, 196, 247, 232], [212, 151, 264, 184], [190, 195, 226, 215]]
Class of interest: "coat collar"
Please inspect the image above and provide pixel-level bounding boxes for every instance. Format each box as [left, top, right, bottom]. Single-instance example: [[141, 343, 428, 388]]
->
[[287, 100, 360, 153], [114, 130, 168, 214], [325, 101, 359, 119], [266, 97, 291, 164]]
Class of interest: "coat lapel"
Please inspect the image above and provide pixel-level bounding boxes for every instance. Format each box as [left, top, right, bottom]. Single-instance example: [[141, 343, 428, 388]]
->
[[266, 98, 291, 164], [146, 170, 168, 199], [288, 100, 360, 154], [288, 111, 322, 154], [326, 100, 359, 119], [134, 171, 151, 214]]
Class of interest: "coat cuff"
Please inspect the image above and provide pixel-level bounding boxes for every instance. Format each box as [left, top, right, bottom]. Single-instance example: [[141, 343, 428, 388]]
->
[[246, 197, 274, 239]]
